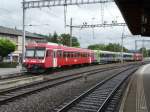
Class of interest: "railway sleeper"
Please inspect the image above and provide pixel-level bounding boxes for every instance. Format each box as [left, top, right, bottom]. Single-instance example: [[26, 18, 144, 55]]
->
[[70, 107, 97, 112]]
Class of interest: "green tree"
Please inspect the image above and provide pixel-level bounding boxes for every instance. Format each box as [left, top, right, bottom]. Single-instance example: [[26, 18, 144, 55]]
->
[[60, 33, 80, 47], [147, 49, 150, 57], [47, 32, 58, 43], [139, 47, 148, 57], [45, 33, 52, 42], [106, 43, 128, 52], [0, 38, 16, 61], [60, 34, 70, 46], [72, 36, 80, 47], [88, 44, 106, 50], [88, 43, 128, 52]]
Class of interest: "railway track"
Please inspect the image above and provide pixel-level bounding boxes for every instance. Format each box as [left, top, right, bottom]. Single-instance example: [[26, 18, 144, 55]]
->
[[56, 65, 138, 112], [0, 62, 141, 81], [0, 63, 135, 91], [0, 72, 27, 81], [0, 63, 139, 106]]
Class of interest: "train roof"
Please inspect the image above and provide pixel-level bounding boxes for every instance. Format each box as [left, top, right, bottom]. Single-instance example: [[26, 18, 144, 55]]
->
[[94, 50, 120, 54], [26, 42, 93, 53], [94, 50, 135, 55]]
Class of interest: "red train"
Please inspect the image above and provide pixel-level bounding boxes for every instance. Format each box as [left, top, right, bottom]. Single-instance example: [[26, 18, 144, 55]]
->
[[23, 43, 143, 73], [133, 53, 143, 61], [23, 43, 95, 73]]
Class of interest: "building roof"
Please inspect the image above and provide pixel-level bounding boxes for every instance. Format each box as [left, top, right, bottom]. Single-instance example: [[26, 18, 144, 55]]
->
[[114, 0, 150, 36], [0, 26, 44, 39]]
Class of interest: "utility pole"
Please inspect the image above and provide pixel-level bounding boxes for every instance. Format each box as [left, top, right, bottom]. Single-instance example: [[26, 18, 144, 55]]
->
[[135, 38, 150, 57], [121, 25, 125, 63], [70, 18, 73, 47], [135, 40, 137, 51], [142, 38, 144, 57], [22, 0, 26, 64]]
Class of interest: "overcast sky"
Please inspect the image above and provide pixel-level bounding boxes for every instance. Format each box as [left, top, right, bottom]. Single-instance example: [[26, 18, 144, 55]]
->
[[0, 0, 150, 50]]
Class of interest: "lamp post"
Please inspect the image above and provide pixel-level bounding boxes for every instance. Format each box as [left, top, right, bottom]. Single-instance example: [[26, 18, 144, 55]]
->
[[22, 0, 26, 67]]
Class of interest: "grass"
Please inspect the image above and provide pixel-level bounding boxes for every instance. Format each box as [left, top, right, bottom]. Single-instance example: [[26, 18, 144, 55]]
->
[[0, 62, 18, 68]]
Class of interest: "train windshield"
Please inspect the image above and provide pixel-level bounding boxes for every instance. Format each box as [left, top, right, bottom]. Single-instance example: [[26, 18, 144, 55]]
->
[[26, 48, 45, 59]]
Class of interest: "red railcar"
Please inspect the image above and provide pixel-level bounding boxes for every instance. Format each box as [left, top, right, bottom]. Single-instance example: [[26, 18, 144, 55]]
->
[[133, 53, 143, 61], [23, 43, 95, 72]]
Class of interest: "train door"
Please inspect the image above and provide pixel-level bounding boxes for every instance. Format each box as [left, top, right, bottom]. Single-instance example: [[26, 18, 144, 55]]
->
[[89, 53, 93, 63], [45, 50, 53, 68], [96, 51, 100, 63], [57, 50, 63, 67], [53, 50, 57, 67]]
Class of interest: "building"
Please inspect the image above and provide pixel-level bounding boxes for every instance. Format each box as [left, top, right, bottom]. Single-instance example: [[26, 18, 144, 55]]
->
[[0, 26, 46, 62]]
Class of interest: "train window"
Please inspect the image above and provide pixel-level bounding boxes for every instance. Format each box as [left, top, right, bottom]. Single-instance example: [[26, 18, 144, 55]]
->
[[70, 52, 72, 58], [83, 53, 85, 57], [67, 52, 70, 58], [53, 51, 57, 58], [71, 52, 74, 58], [75, 53, 78, 57], [74, 52, 76, 57], [46, 50, 51, 57], [57, 51, 62, 57], [63, 52, 66, 58], [63, 52, 65, 57], [80, 53, 82, 57], [79, 53, 81, 57], [81, 53, 83, 57], [78, 52, 80, 57], [86, 53, 87, 57]]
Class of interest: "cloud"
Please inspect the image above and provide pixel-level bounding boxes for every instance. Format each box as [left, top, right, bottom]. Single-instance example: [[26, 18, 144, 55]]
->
[[0, 0, 149, 50]]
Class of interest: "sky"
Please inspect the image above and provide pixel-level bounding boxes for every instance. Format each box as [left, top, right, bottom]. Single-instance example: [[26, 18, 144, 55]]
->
[[0, 0, 150, 50]]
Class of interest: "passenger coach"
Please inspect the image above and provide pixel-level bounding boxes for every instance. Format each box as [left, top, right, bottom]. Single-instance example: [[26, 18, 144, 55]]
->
[[24, 43, 95, 73]]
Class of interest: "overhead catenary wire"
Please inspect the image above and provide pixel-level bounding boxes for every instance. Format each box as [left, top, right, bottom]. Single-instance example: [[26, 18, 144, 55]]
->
[[64, 0, 67, 32], [100, 2, 104, 24]]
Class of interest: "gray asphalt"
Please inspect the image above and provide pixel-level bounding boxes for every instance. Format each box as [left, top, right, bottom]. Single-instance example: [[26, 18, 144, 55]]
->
[[142, 64, 150, 111]]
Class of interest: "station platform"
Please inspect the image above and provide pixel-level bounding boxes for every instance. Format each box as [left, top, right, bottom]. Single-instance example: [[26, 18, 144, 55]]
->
[[120, 64, 150, 112], [0, 66, 22, 77]]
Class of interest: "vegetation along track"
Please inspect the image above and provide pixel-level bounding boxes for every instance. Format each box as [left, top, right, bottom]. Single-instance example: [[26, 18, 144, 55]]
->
[[56, 65, 139, 112], [0, 63, 142, 106]]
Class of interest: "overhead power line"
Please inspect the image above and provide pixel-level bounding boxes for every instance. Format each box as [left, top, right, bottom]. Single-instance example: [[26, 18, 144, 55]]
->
[[23, 0, 114, 9], [66, 22, 126, 29]]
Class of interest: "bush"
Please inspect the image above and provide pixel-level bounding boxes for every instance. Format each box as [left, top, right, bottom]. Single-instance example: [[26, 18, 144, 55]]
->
[[0, 62, 18, 68], [0, 38, 16, 61]]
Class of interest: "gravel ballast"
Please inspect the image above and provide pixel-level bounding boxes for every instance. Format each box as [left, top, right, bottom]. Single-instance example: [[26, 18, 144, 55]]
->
[[0, 67, 128, 112]]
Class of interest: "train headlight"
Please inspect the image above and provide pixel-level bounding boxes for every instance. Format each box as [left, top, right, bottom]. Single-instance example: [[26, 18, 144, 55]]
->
[[23, 59, 26, 63], [39, 60, 45, 63]]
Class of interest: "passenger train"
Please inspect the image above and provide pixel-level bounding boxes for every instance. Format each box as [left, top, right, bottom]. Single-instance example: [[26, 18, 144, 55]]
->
[[23, 43, 143, 73]]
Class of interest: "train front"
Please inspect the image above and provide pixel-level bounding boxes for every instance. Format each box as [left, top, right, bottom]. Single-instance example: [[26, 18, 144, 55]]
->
[[23, 45, 46, 73]]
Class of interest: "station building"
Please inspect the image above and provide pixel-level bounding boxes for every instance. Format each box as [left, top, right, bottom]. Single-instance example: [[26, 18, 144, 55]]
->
[[0, 26, 46, 62]]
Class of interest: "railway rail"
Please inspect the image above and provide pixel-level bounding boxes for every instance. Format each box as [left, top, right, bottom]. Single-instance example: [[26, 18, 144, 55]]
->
[[0, 63, 137, 91], [0, 72, 27, 81], [56, 65, 138, 112], [0, 64, 115, 81], [0, 63, 139, 106]]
